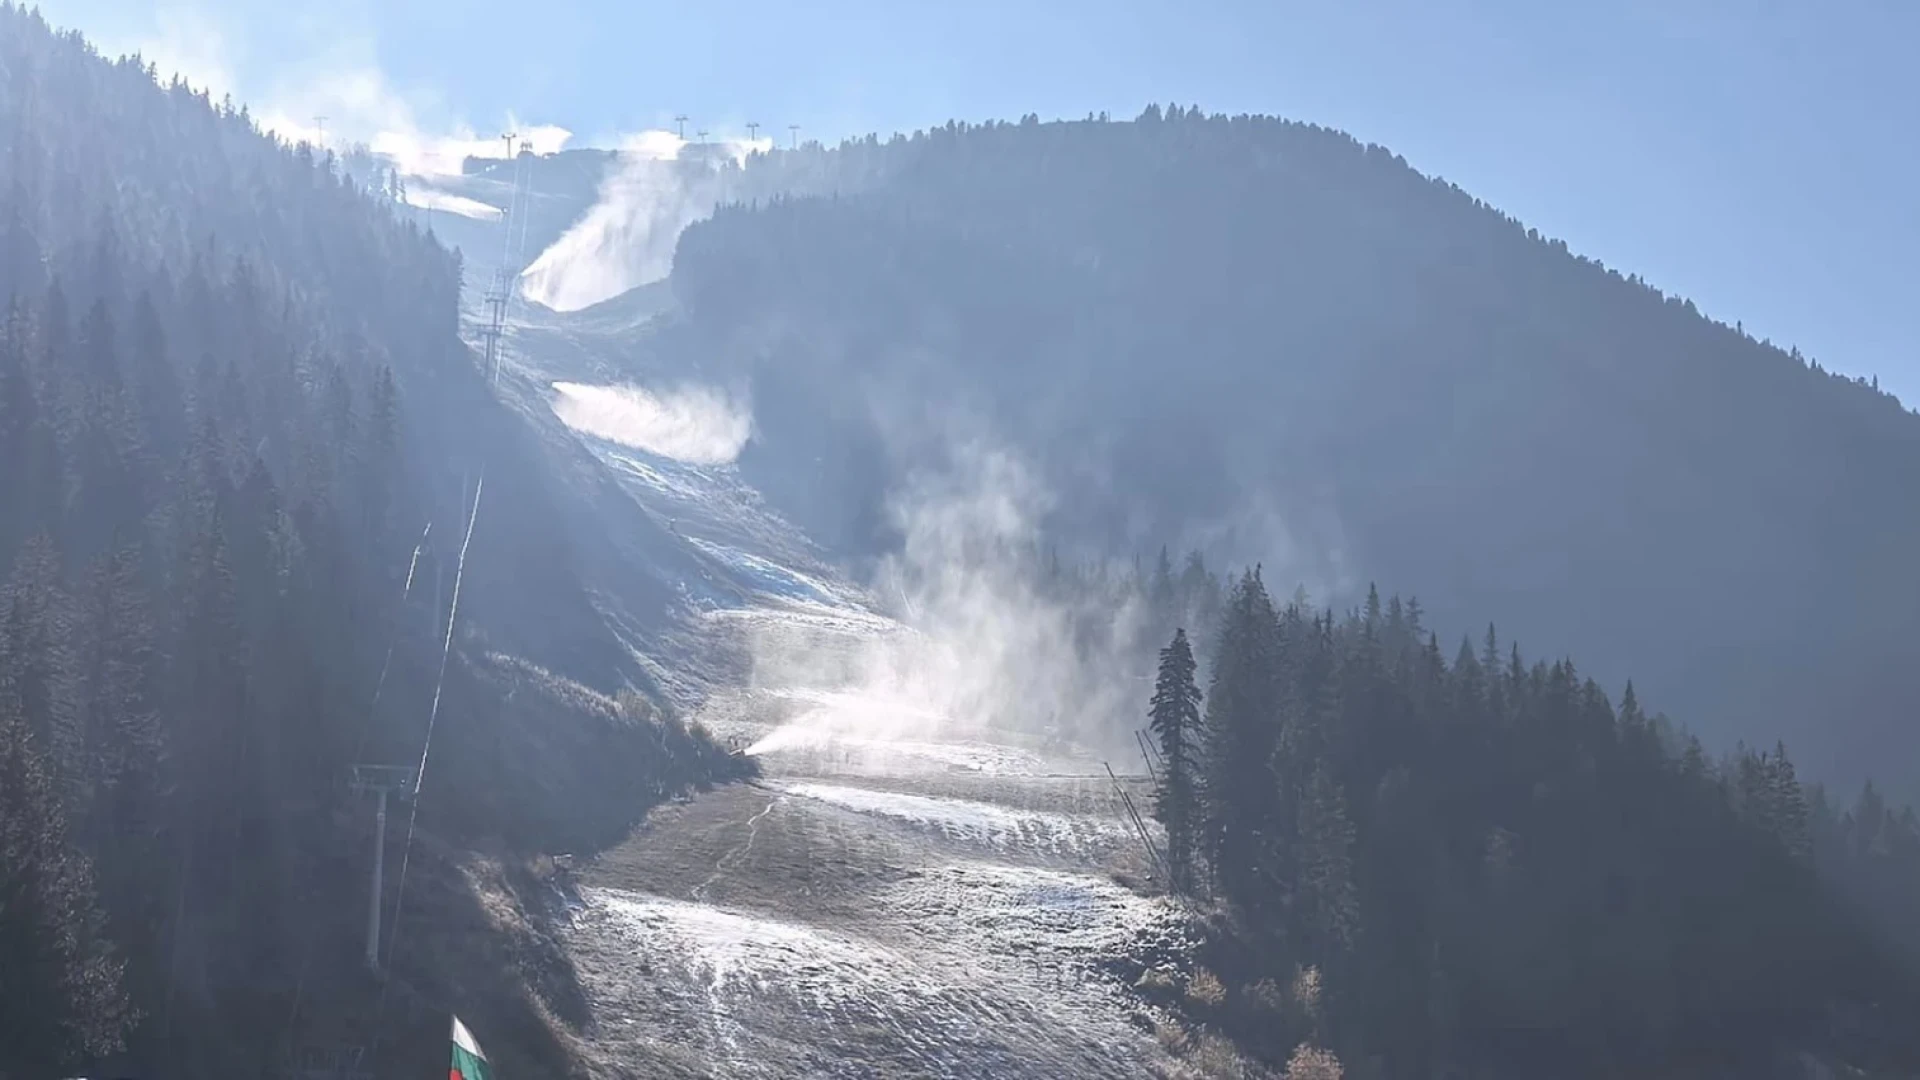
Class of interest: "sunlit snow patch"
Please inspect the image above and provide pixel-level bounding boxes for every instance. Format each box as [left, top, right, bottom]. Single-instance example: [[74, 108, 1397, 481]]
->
[[577, 887, 1162, 1077], [750, 728, 1059, 776], [743, 689, 1082, 775], [400, 186, 504, 221], [687, 538, 844, 607], [551, 381, 751, 465], [781, 783, 1138, 857], [607, 451, 712, 503], [580, 889, 1077, 1074], [705, 602, 901, 638], [878, 862, 1170, 967]]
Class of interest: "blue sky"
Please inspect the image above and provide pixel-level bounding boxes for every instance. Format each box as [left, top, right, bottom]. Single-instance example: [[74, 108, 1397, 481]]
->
[[42, 0, 1918, 401]]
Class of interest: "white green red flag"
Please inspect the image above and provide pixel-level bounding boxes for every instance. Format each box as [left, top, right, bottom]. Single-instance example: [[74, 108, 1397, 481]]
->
[[450, 1015, 491, 1080]]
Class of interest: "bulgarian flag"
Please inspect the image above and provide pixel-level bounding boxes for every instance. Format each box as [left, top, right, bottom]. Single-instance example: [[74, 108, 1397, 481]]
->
[[450, 1015, 492, 1080]]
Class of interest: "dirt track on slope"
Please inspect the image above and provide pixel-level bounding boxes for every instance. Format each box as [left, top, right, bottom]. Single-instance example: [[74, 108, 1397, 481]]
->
[[559, 737, 1184, 1079]]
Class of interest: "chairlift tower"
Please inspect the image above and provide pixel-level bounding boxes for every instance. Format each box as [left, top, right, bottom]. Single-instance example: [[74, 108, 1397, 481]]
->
[[349, 764, 419, 972], [747, 121, 760, 144], [479, 272, 510, 383], [788, 123, 801, 149], [674, 115, 689, 141]]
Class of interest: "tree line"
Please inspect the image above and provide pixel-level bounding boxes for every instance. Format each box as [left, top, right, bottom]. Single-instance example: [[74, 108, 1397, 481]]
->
[[666, 101, 1920, 806], [0, 6, 744, 1075], [1137, 565, 1920, 1078]]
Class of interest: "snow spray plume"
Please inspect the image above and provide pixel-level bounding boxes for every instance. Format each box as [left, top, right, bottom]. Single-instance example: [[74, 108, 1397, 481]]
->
[[745, 427, 1154, 767], [520, 129, 773, 312], [550, 381, 753, 466]]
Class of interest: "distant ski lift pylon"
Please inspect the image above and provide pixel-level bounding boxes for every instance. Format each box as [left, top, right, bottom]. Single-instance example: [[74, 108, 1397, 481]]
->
[[349, 764, 418, 972], [349, 763, 419, 797]]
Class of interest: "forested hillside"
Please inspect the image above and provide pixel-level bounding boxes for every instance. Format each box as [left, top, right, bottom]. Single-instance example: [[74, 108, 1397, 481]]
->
[[1115, 559, 1920, 1078], [657, 108, 1920, 796], [905, 542, 1920, 1075], [0, 8, 742, 1076]]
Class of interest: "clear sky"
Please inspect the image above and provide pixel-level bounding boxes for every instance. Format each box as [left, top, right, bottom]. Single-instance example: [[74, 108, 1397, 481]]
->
[[40, 0, 1919, 402]]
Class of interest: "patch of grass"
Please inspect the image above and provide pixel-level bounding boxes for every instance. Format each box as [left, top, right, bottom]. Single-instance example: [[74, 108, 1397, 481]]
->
[[1282, 1042, 1344, 1080], [1186, 967, 1228, 1008], [1187, 1030, 1274, 1079]]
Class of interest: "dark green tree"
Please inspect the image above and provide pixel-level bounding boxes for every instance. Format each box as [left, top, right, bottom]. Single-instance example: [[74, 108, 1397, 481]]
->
[[1148, 627, 1203, 894], [0, 686, 132, 1074], [70, 541, 169, 918], [1, 534, 77, 778], [1201, 567, 1283, 909]]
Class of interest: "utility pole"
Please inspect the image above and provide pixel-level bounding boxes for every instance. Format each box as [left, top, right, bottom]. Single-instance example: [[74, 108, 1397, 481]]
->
[[349, 765, 419, 973], [673, 115, 689, 141], [788, 123, 800, 150], [480, 273, 509, 384]]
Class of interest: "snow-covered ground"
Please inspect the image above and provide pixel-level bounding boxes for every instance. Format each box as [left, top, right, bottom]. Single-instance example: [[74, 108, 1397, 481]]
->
[[779, 782, 1143, 860], [494, 293, 1183, 1078], [561, 597, 1181, 1078]]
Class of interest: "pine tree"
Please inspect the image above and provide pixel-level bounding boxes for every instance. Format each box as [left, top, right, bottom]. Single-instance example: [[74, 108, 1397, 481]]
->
[[71, 298, 146, 558], [361, 365, 399, 550], [1202, 568, 1284, 909], [0, 303, 39, 557], [1768, 742, 1812, 863], [0, 687, 132, 1073], [1, 194, 47, 300], [1, 534, 77, 781], [1479, 624, 1505, 723], [71, 542, 167, 859], [1295, 760, 1359, 960], [1149, 628, 1203, 894], [0, 300, 65, 551], [1178, 550, 1223, 658], [128, 291, 183, 462], [168, 498, 250, 976]]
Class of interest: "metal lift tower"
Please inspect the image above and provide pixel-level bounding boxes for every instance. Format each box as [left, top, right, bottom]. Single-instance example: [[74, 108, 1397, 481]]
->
[[348, 764, 419, 972]]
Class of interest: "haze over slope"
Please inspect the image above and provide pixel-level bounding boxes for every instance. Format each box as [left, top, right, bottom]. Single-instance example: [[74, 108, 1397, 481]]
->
[[0, 10, 748, 1074], [631, 108, 1919, 793]]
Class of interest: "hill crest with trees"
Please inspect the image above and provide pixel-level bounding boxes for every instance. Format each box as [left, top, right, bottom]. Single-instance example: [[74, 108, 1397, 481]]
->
[[1128, 564, 1920, 1079], [646, 105, 1920, 800], [0, 7, 744, 1075]]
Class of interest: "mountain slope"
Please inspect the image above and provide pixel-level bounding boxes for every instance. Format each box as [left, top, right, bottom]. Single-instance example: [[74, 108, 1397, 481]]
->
[[639, 108, 1919, 793], [0, 9, 747, 1076]]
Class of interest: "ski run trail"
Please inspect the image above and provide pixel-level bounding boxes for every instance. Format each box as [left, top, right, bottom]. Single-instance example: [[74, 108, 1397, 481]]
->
[[521, 359, 1190, 1078], [562, 605, 1190, 1079]]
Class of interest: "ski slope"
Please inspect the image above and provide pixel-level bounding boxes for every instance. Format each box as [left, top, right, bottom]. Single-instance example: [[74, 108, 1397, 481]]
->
[[484, 290, 1191, 1077]]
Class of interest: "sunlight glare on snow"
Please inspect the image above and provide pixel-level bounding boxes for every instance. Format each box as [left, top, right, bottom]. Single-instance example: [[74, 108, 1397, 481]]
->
[[550, 381, 752, 465]]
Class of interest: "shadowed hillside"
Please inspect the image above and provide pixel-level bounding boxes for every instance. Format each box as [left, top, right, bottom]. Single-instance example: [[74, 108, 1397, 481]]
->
[[650, 107, 1919, 794], [0, 8, 746, 1076]]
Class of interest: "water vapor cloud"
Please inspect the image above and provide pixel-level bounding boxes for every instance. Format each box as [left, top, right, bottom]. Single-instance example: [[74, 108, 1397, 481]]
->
[[519, 130, 774, 312], [81, 5, 570, 180], [551, 382, 754, 466], [744, 434, 1154, 768]]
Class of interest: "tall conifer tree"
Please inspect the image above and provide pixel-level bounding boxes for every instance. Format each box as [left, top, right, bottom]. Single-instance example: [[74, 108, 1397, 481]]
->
[[1149, 627, 1203, 894]]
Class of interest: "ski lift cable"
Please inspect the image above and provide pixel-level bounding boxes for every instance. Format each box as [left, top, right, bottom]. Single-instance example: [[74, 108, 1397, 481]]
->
[[383, 471, 484, 975], [282, 519, 433, 1050]]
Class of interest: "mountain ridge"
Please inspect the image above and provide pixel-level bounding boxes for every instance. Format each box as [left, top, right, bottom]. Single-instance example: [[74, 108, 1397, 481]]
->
[[575, 106, 1920, 795]]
